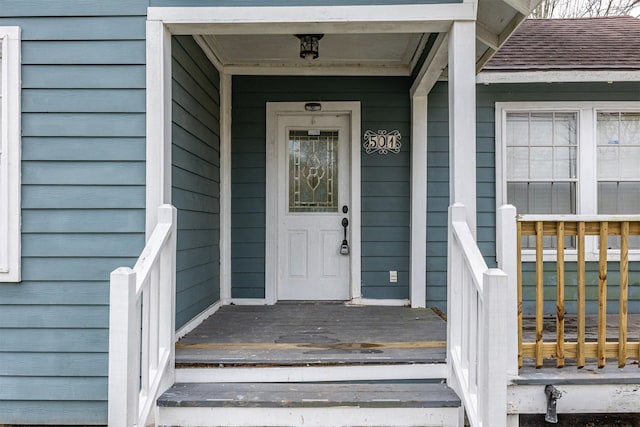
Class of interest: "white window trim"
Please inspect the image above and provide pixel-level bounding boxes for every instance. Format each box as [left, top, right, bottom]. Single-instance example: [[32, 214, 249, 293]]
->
[[496, 101, 640, 263], [0, 27, 21, 282]]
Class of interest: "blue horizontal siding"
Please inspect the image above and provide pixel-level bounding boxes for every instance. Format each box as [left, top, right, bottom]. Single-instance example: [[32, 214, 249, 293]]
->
[[23, 89, 145, 113], [0, 16, 145, 40], [23, 65, 146, 89], [171, 36, 222, 329], [22, 137, 145, 161], [0, 401, 106, 425], [0, 353, 107, 377], [0, 5, 146, 424]]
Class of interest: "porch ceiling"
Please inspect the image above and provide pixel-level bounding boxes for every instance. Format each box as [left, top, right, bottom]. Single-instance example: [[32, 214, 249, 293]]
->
[[202, 33, 427, 74]]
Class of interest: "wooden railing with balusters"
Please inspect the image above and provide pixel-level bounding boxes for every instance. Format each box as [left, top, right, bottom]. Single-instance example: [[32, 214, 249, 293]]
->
[[517, 215, 640, 369]]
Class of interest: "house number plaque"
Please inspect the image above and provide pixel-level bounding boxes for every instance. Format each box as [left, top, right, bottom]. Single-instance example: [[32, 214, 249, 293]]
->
[[363, 130, 402, 154]]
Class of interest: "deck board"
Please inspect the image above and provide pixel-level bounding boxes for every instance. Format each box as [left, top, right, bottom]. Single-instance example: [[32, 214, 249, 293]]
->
[[176, 303, 447, 366], [157, 382, 461, 408]]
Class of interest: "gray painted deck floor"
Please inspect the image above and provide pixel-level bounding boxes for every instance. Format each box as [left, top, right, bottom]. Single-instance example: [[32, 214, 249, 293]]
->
[[175, 303, 447, 366]]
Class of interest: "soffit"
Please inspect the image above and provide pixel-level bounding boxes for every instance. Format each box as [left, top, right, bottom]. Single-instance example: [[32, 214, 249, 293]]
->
[[202, 33, 427, 73]]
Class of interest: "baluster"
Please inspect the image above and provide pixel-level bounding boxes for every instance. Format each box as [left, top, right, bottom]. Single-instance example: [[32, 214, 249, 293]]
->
[[598, 222, 608, 368], [577, 222, 586, 368], [619, 222, 629, 368], [535, 221, 544, 368], [556, 222, 565, 368]]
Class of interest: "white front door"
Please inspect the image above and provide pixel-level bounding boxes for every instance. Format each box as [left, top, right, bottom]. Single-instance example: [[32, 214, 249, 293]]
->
[[276, 114, 351, 300]]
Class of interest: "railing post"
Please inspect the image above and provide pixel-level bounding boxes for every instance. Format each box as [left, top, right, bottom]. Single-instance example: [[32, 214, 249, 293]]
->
[[159, 204, 177, 391], [496, 204, 518, 377], [447, 203, 466, 382], [480, 269, 509, 427], [108, 267, 139, 427], [447, 202, 468, 426]]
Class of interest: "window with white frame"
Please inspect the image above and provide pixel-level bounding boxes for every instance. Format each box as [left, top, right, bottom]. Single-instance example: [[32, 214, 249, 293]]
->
[[496, 102, 640, 259], [0, 27, 21, 282]]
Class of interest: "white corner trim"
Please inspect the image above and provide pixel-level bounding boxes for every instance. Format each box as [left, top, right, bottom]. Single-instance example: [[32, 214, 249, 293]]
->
[[175, 300, 223, 342], [410, 95, 428, 308], [219, 73, 232, 302], [478, 70, 640, 84], [0, 27, 21, 283], [265, 102, 362, 304]]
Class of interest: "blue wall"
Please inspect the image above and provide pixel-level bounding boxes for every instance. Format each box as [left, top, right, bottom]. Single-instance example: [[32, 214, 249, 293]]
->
[[171, 36, 222, 329], [0, 1, 148, 424], [231, 76, 412, 300]]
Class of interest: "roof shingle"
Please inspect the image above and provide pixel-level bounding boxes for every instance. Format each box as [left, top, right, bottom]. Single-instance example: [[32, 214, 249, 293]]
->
[[484, 16, 640, 71]]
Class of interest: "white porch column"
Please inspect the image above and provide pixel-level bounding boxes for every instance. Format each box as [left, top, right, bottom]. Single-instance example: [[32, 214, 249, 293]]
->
[[410, 95, 428, 308], [448, 20, 477, 237], [145, 20, 173, 237], [220, 73, 232, 302]]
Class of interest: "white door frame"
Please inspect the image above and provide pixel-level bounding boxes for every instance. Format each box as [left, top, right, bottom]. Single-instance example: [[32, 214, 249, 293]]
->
[[266, 102, 362, 304]]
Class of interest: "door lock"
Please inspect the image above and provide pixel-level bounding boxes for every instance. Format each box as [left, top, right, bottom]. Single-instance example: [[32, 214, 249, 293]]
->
[[340, 218, 350, 255]]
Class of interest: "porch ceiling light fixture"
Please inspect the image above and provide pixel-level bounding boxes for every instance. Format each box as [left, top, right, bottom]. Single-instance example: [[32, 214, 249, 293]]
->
[[296, 34, 324, 62]]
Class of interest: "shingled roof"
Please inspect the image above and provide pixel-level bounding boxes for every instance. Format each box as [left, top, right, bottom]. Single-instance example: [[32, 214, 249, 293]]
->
[[484, 16, 640, 71]]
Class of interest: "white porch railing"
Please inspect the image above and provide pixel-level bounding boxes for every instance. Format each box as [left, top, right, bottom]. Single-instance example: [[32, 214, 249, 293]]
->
[[108, 204, 177, 427], [447, 203, 518, 427]]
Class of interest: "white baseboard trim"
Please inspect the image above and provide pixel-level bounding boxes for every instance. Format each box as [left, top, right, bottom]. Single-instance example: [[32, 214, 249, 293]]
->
[[175, 300, 223, 342], [348, 298, 410, 307], [176, 363, 447, 383]]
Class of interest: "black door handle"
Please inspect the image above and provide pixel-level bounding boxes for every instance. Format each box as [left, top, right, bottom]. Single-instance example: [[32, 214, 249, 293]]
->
[[340, 218, 350, 255]]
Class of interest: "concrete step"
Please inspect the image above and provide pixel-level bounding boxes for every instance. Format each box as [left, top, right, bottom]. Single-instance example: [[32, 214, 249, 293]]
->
[[157, 382, 462, 426]]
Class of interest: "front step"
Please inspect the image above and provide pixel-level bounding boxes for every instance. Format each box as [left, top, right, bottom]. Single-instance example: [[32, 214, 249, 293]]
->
[[175, 363, 448, 383], [157, 382, 463, 427]]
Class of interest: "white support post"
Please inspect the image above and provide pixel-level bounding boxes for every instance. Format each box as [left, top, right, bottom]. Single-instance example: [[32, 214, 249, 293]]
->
[[220, 73, 232, 302], [146, 20, 173, 237], [448, 20, 477, 237], [410, 95, 428, 308], [480, 269, 509, 427], [108, 268, 139, 427], [496, 204, 518, 376]]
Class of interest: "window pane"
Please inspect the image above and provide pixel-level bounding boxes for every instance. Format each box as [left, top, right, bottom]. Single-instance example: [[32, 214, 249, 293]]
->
[[598, 182, 640, 249], [506, 113, 529, 146], [597, 112, 620, 145], [530, 147, 553, 179], [620, 112, 640, 145], [553, 146, 577, 179], [599, 182, 640, 214], [507, 182, 575, 214], [530, 113, 553, 145], [288, 130, 338, 213], [597, 146, 619, 180], [620, 147, 640, 179], [554, 112, 577, 146], [507, 147, 529, 180]]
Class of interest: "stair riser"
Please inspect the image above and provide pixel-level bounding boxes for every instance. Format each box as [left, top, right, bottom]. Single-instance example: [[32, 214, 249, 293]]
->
[[176, 363, 447, 383], [157, 406, 463, 427]]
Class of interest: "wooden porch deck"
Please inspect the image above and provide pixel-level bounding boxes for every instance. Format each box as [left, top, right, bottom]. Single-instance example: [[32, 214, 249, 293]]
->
[[175, 303, 448, 367]]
